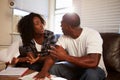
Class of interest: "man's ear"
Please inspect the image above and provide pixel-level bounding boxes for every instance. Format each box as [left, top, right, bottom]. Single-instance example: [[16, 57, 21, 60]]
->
[[67, 25, 73, 30], [65, 23, 70, 28]]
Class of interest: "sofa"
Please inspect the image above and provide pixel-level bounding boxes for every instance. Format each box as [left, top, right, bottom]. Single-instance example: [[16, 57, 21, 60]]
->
[[100, 33, 120, 80], [55, 33, 120, 80]]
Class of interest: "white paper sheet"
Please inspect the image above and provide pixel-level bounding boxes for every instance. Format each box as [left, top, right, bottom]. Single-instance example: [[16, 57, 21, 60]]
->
[[19, 72, 67, 80], [0, 66, 28, 76]]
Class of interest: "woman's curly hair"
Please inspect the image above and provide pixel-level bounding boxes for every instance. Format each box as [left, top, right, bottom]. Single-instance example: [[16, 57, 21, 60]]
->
[[17, 12, 45, 46]]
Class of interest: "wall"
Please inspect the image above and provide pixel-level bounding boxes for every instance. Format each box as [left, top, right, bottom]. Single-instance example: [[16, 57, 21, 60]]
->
[[0, 0, 13, 50]]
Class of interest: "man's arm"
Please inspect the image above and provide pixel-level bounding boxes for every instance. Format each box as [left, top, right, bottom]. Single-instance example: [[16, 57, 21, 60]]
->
[[65, 53, 101, 68], [49, 45, 101, 68]]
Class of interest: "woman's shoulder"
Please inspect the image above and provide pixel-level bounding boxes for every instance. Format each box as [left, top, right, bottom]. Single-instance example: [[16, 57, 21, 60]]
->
[[44, 30, 54, 36], [45, 30, 53, 33]]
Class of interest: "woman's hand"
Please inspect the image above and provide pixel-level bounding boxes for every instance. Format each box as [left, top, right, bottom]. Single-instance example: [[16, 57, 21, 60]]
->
[[34, 71, 50, 80], [27, 53, 41, 64], [11, 57, 19, 64]]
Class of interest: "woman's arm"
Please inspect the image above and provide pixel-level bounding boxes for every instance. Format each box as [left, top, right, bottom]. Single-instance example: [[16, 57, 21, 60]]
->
[[11, 57, 28, 64]]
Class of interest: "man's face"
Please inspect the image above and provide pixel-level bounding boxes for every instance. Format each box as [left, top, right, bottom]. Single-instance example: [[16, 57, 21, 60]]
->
[[61, 19, 71, 36], [61, 20, 69, 35]]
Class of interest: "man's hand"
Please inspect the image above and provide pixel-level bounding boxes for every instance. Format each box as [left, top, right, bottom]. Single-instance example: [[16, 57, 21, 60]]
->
[[49, 45, 68, 60]]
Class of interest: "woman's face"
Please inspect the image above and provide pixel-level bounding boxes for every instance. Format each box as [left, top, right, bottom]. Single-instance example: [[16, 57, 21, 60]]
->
[[33, 16, 44, 35]]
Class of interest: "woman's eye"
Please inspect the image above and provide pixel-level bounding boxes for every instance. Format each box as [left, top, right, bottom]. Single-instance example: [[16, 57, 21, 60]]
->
[[34, 22, 40, 25]]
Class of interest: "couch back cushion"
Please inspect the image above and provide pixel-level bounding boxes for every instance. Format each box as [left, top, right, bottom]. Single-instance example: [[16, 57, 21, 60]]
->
[[100, 33, 120, 72]]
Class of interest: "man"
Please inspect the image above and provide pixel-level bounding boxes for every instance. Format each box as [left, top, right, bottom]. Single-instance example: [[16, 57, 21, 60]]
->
[[49, 13, 107, 80]]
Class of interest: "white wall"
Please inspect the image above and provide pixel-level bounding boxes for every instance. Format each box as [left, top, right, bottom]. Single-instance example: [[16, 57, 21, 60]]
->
[[0, 0, 13, 49]]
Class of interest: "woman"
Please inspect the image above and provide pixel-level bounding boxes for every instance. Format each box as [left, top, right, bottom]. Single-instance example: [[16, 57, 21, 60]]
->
[[12, 13, 56, 75]]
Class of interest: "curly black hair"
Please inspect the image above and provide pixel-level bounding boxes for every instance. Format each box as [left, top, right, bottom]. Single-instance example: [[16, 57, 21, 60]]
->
[[17, 12, 45, 46]]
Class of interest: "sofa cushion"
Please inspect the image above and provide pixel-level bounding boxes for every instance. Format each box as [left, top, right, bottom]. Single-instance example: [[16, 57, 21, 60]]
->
[[106, 71, 120, 80], [101, 33, 120, 72]]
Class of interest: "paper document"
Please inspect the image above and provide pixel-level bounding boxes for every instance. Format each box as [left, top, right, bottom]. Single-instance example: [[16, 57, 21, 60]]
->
[[19, 72, 67, 80], [0, 66, 28, 76]]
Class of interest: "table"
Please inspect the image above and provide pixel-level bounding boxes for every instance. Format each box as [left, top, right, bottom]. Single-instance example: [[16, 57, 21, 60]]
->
[[0, 69, 35, 80]]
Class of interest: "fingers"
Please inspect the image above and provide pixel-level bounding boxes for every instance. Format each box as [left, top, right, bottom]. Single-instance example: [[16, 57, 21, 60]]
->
[[33, 71, 51, 80], [27, 54, 40, 64], [50, 45, 64, 51], [49, 45, 61, 53], [50, 46, 56, 50], [34, 78, 44, 80], [11, 57, 19, 64], [48, 46, 58, 53], [47, 74, 51, 79], [29, 54, 34, 59], [34, 74, 44, 80], [34, 76, 50, 80]]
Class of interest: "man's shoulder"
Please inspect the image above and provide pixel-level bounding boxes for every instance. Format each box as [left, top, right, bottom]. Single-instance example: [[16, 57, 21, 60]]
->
[[83, 27, 100, 35], [83, 27, 98, 32]]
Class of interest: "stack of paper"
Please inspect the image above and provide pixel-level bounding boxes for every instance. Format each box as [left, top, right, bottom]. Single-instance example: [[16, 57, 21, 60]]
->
[[19, 72, 67, 80], [0, 66, 28, 76]]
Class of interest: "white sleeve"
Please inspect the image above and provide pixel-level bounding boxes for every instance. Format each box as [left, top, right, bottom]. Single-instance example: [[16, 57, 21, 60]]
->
[[86, 31, 103, 54]]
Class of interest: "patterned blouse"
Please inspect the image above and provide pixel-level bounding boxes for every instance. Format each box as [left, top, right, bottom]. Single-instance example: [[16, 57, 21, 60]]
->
[[19, 30, 56, 57]]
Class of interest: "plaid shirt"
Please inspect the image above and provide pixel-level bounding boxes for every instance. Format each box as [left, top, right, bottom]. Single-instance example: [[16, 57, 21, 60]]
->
[[19, 30, 56, 57]]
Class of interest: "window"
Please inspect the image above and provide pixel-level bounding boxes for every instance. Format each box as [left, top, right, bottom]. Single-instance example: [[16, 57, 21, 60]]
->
[[13, 9, 29, 16], [12, 9, 30, 32], [54, 0, 73, 34]]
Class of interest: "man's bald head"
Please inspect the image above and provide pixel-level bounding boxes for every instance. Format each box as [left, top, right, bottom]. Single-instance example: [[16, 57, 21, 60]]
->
[[62, 13, 80, 27]]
